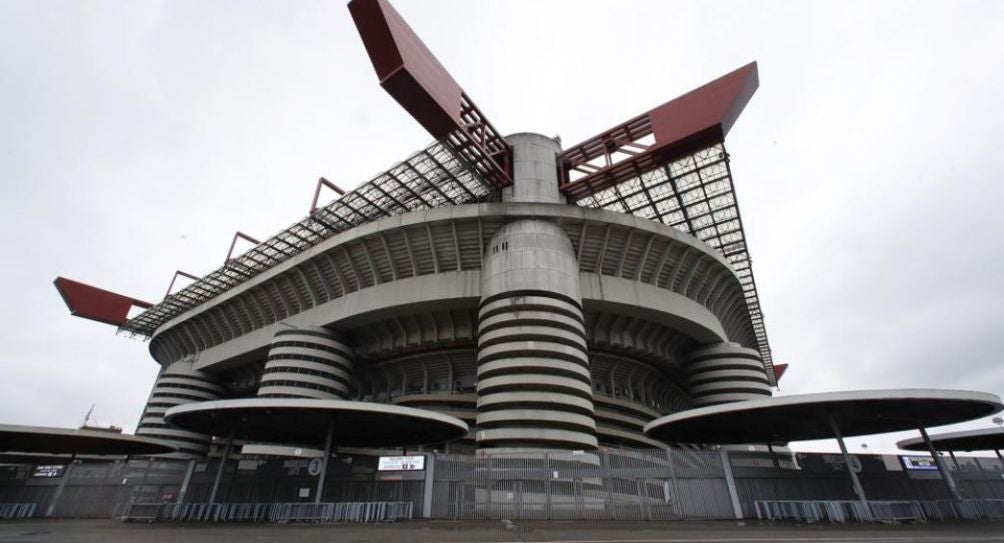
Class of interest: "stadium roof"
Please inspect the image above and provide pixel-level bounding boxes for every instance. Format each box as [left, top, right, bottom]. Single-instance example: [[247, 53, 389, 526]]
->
[[644, 389, 1004, 444], [164, 398, 469, 447], [118, 141, 494, 338], [0, 424, 176, 456], [117, 139, 776, 383], [897, 427, 1004, 452]]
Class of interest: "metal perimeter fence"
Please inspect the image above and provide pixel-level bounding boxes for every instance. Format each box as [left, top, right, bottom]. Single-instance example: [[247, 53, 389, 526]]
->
[[430, 448, 735, 520], [3, 448, 1004, 523], [120, 501, 413, 523]]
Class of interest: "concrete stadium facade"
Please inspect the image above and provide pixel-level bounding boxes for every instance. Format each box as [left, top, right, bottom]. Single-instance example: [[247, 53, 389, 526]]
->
[[134, 133, 773, 457]]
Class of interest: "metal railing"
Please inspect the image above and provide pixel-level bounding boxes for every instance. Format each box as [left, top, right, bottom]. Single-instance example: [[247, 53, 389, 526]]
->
[[121, 501, 413, 523], [0, 503, 36, 520], [918, 499, 1004, 521], [753, 500, 923, 523]]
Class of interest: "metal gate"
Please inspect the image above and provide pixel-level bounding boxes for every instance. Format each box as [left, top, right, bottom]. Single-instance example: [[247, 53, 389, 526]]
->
[[430, 448, 734, 520]]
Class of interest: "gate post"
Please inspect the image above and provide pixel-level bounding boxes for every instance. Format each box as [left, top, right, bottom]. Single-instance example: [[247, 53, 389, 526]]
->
[[719, 448, 744, 519], [665, 448, 681, 518], [422, 453, 436, 518], [602, 450, 616, 520], [544, 452, 552, 519]]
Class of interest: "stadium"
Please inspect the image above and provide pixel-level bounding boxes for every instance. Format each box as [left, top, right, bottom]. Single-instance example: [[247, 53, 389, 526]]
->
[[58, 0, 776, 459], [10, 0, 1002, 524]]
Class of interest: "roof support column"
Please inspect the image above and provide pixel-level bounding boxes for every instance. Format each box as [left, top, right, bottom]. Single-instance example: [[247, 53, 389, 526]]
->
[[176, 458, 197, 505], [918, 425, 963, 502], [315, 419, 335, 504], [829, 414, 870, 517], [208, 430, 234, 506], [44, 454, 75, 517], [476, 134, 596, 452]]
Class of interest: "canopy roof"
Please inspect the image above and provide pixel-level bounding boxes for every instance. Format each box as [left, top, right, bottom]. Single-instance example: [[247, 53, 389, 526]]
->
[[165, 398, 468, 448], [898, 427, 1004, 452], [0, 424, 176, 456], [644, 389, 1003, 444]]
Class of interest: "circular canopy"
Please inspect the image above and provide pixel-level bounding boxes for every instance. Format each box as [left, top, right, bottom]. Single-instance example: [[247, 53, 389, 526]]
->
[[645, 389, 1003, 444], [0, 424, 176, 456], [897, 427, 1004, 452], [165, 398, 469, 447]]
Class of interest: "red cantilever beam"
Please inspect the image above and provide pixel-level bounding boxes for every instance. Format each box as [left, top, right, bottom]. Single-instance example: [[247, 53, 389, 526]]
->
[[53, 277, 153, 327], [348, 0, 512, 188], [558, 62, 759, 201], [348, 0, 462, 139], [773, 363, 789, 383]]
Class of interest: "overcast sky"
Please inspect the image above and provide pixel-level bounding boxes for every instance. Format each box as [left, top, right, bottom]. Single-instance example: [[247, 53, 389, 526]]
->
[[1, 0, 1002, 455]]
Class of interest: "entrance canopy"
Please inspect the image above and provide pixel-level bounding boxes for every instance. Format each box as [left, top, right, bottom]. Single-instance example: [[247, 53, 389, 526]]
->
[[644, 389, 1003, 444], [897, 427, 1004, 452], [165, 398, 468, 448], [0, 424, 176, 456]]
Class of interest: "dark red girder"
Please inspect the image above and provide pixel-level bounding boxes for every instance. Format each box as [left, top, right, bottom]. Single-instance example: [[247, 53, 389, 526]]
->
[[773, 363, 788, 382], [54, 277, 152, 327], [558, 62, 759, 201], [348, 0, 512, 188]]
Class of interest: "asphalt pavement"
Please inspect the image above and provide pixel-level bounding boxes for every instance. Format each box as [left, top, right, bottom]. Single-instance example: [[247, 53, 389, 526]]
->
[[1, 519, 1004, 543]]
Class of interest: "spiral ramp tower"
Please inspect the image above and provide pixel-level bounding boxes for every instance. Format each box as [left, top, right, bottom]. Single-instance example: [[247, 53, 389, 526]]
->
[[135, 360, 225, 458], [257, 328, 354, 400], [684, 343, 772, 408]]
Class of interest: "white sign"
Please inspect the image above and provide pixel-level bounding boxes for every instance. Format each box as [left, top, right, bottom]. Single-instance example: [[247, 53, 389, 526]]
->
[[902, 456, 939, 471], [32, 465, 65, 478], [377, 455, 426, 471], [298, 487, 311, 498]]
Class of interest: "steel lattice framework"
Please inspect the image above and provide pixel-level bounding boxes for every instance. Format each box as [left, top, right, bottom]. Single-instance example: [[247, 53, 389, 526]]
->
[[118, 141, 496, 337], [572, 142, 774, 385]]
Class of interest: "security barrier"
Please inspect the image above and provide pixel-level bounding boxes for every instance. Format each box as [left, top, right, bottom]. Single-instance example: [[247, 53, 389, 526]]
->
[[0, 503, 36, 520], [918, 499, 1004, 521], [7, 450, 1004, 522], [120, 501, 412, 523], [753, 500, 923, 523]]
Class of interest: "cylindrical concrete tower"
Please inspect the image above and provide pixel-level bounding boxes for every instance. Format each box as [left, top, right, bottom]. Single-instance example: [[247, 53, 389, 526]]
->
[[136, 360, 225, 458], [684, 342, 771, 407], [257, 327, 354, 399], [475, 134, 597, 451]]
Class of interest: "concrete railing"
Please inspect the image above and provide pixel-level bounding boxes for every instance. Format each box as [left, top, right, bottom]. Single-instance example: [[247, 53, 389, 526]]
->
[[753, 500, 923, 523], [0, 503, 36, 520], [121, 501, 413, 523]]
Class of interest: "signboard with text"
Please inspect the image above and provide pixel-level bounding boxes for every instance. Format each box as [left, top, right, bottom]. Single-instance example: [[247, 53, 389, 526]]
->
[[377, 455, 425, 471], [902, 456, 940, 471], [31, 465, 66, 478]]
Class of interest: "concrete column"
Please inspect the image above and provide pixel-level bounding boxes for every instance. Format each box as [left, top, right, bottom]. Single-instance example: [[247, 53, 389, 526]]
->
[[314, 420, 335, 504], [719, 448, 744, 520], [502, 133, 565, 204], [135, 360, 225, 458], [683, 342, 771, 407], [421, 453, 436, 519], [475, 134, 596, 452]]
